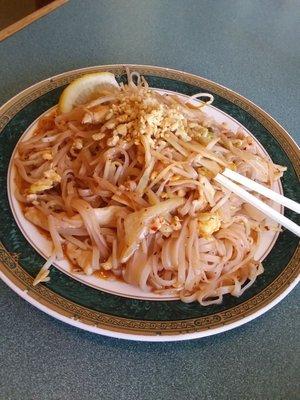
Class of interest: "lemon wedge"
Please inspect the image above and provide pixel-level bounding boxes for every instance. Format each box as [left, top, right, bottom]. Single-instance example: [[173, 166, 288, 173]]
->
[[58, 72, 119, 113]]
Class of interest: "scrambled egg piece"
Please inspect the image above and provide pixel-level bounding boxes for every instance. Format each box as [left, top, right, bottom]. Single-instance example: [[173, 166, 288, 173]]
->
[[197, 212, 221, 237], [29, 168, 61, 194]]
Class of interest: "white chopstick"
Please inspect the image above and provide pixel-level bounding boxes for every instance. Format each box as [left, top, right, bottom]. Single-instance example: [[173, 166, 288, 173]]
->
[[222, 168, 300, 214], [214, 173, 300, 237]]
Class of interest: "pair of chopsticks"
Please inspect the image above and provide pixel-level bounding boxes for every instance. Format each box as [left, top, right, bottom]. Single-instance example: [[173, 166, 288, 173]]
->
[[214, 168, 300, 237]]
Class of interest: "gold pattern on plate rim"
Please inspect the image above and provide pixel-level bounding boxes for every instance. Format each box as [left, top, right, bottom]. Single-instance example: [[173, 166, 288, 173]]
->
[[0, 64, 299, 336]]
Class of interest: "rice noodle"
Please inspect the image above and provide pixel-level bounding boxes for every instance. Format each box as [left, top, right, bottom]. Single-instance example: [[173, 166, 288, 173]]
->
[[14, 71, 285, 305]]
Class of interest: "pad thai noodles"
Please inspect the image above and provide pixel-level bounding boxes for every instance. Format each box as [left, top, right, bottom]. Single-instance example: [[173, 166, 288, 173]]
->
[[13, 71, 286, 305]]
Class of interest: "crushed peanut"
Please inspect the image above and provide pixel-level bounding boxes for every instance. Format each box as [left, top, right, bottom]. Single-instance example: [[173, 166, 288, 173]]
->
[[83, 86, 213, 151], [113, 123, 127, 136], [92, 132, 105, 141], [170, 216, 182, 231], [150, 171, 158, 181], [42, 151, 53, 160], [149, 216, 164, 233], [123, 180, 137, 191], [149, 215, 182, 236], [107, 135, 119, 147], [72, 138, 83, 150]]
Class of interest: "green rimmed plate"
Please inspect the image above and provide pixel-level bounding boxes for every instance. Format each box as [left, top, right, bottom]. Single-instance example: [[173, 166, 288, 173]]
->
[[0, 64, 299, 341]]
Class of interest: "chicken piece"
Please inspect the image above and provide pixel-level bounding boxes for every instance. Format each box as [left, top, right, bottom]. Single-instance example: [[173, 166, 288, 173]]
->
[[154, 215, 182, 237], [29, 169, 61, 194], [25, 207, 48, 230], [94, 206, 126, 226], [121, 197, 184, 262], [197, 212, 221, 238], [65, 243, 93, 275], [82, 105, 110, 124], [26, 194, 38, 203]]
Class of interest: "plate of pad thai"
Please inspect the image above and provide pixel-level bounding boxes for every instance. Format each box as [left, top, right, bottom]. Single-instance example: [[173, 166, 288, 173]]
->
[[1, 65, 299, 341]]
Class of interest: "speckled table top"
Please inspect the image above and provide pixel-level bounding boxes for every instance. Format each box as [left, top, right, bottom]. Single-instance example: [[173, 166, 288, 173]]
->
[[0, 1, 299, 399]]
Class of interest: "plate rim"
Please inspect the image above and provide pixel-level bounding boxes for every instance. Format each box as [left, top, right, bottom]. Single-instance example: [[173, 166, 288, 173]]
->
[[1, 268, 298, 342], [0, 63, 299, 341]]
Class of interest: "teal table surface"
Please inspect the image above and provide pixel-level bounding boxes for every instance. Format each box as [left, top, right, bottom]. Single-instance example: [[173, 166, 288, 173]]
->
[[1, 1, 299, 399]]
